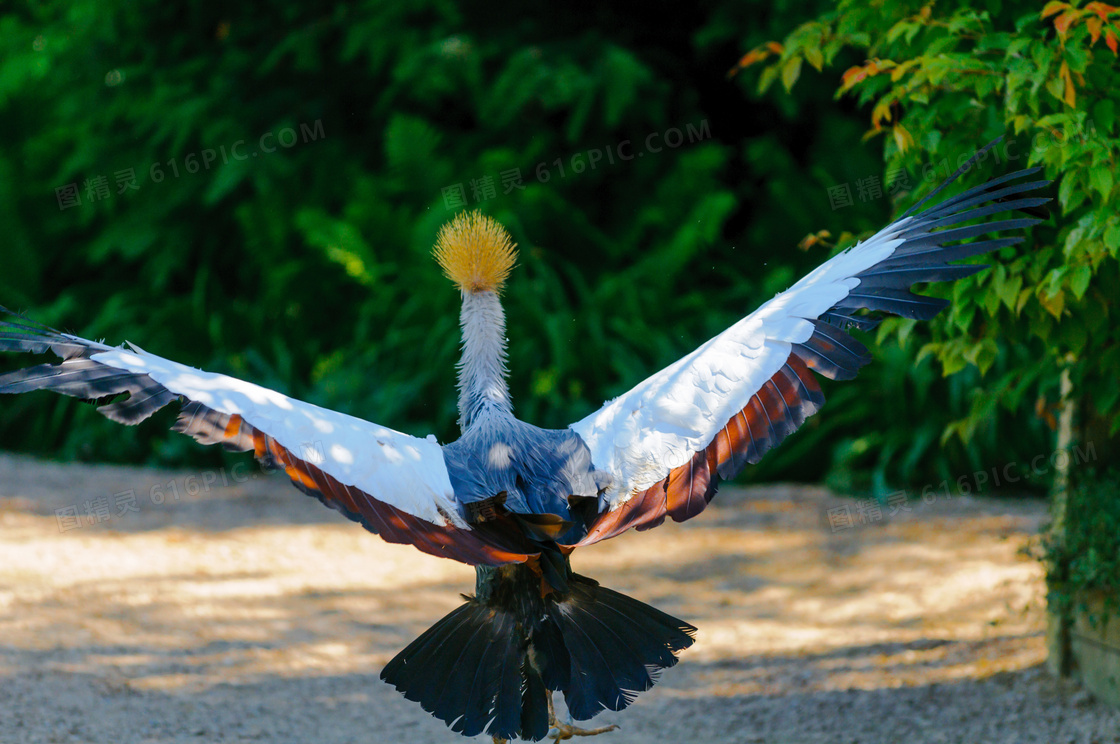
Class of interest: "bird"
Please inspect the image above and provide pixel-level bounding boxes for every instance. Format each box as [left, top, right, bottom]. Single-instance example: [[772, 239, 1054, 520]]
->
[[0, 138, 1048, 742]]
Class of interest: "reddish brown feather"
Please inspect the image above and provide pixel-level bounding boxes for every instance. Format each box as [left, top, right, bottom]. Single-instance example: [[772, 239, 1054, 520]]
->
[[729, 410, 755, 471], [705, 443, 720, 485], [785, 353, 823, 400], [223, 413, 243, 439], [250, 429, 268, 460], [714, 423, 734, 466], [214, 417, 534, 566], [574, 348, 827, 546], [797, 335, 836, 376], [579, 478, 668, 544], [666, 449, 714, 522], [770, 367, 801, 408], [755, 380, 788, 438]]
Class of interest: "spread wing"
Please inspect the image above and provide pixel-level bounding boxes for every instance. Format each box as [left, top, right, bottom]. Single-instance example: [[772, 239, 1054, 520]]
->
[[568, 143, 1050, 547], [0, 314, 534, 566]]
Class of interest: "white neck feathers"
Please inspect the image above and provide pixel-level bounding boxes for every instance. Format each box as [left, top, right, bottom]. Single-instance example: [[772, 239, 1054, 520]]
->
[[456, 290, 512, 429]]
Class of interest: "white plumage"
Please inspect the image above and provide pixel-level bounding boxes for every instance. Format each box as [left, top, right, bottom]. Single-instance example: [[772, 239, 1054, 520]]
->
[[572, 227, 907, 509], [89, 346, 465, 527]]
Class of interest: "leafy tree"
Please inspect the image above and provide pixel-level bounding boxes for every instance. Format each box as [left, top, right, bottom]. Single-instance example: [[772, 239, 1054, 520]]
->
[[737, 0, 1120, 476], [0, 0, 871, 475], [4, 0, 1109, 502]]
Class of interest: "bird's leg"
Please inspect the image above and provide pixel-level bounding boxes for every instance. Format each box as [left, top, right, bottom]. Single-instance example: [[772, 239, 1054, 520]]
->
[[547, 692, 619, 740], [492, 738, 508, 744]]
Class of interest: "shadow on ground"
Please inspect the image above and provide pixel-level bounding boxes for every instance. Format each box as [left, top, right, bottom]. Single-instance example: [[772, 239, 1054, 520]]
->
[[1, 453, 1117, 743]]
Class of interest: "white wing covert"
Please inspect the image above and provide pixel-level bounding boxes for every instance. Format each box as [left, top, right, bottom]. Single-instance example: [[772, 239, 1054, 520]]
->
[[568, 146, 1049, 546], [0, 316, 533, 565]]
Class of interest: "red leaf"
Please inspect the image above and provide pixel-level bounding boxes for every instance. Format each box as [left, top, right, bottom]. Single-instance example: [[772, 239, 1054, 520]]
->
[[1087, 16, 1103, 42], [1108, 28, 1119, 55], [733, 49, 769, 70], [840, 64, 870, 91], [1053, 10, 1079, 36], [1085, 2, 1119, 20], [1042, 0, 1069, 18]]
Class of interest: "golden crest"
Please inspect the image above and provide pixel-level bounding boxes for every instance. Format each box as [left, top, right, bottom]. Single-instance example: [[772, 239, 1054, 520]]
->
[[434, 211, 518, 294]]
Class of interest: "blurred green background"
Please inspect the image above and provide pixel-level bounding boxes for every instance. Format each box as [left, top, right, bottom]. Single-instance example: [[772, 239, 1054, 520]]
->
[[0, 0, 1113, 498]]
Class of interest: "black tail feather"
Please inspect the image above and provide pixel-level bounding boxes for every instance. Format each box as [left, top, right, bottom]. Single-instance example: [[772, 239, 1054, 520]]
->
[[382, 602, 484, 706], [417, 605, 496, 734], [567, 603, 657, 695], [383, 598, 474, 673], [568, 582, 696, 671], [520, 659, 550, 740], [454, 612, 516, 737], [492, 620, 526, 738], [381, 573, 696, 741], [550, 576, 695, 721], [530, 611, 570, 690], [384, 600, 529, 740], [550, 603, 639, 718]]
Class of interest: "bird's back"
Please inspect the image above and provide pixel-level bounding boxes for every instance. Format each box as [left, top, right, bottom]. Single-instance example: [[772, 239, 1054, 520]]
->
[[441, 412, 610, 545]]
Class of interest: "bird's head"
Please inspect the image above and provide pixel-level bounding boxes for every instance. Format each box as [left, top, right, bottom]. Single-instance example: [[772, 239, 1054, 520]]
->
[[433, 211, 518, 295], [434, 211, 518, 425]]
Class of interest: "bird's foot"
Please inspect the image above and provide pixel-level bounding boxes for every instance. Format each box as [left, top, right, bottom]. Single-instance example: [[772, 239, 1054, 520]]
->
[[548, 721, 619, 740], [546, 693, 618, 740]]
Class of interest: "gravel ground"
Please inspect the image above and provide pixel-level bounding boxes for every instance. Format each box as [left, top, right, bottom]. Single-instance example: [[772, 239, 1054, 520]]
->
[[0, 452, 1117, 744]]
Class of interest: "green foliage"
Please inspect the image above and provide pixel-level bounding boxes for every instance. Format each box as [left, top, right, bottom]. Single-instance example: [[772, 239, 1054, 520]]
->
[[0, 0, 876, 475], [0, 0, 1107, 501], [1042, 468, 1120, 624], [739, 0, 1120, 487]]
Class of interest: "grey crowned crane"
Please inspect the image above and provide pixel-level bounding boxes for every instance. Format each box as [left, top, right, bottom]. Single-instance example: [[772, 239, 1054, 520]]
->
[[0, 140, 1048, 742]]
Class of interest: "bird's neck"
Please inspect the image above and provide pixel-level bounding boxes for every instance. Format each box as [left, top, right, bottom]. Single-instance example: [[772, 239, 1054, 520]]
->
[[456, 290, 512, 429]]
